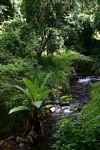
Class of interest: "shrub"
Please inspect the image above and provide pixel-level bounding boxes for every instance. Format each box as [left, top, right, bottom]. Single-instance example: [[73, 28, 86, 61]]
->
[[0, 30, 25, 56], [0, 57, 36, 111], [0, 51, 14, 64], [0, 19, 38, 58], [0, 57, 36, 137]]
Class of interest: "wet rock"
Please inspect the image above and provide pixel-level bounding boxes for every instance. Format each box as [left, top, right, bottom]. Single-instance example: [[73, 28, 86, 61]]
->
[[55, 99, 60, 104], [16, 137, 28, 144], [61, 105, 73, 116], [49, 107, 56, 113], [18, 143, 25, 149], [7, 136, 15, 141], [63, 109, 73, 116], [63, 109, 73, 113], [16, 136, 22, 143], [45, 100, 55, 105], [55, 107, 61, 114], [49, 106, 61, 115]]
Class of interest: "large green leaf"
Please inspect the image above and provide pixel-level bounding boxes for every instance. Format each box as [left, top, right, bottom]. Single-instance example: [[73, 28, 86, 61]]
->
[[9, 106, 30, 114], [32, 101, 43, 109], [23, 78, 38, 101], [38, 89, 51, 100], [15, 85, 32, 101], [25, 89, 33, 100], [15, 85, 26, 94], [40, 73, 52, 91], [14, 73, 51, 107]]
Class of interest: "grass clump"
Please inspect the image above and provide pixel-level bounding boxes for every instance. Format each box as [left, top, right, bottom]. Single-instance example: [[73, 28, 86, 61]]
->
[[42, 50, 80, 87]]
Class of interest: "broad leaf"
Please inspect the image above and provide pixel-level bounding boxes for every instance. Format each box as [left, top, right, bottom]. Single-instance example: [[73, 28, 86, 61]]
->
[[40, 73, 52, 91], [25, 89, 33, 100], [15, 85, 32, 101], [15, 85, 26, 94], [23, 78, 37, 101], [38, 89, 51, 100], [9, 106, 30, 114]]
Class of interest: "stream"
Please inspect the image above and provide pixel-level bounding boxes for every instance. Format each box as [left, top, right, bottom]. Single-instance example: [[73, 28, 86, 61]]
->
[[44, 76, 100, 150], [0, 76, 100, 150]]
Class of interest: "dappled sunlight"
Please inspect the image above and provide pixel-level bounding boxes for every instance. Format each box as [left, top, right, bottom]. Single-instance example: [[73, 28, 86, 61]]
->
[[93, 31, 100, 40]]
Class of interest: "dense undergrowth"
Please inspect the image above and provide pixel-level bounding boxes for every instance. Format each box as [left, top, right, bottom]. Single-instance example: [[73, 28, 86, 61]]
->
[[0, 49, 80, 138], [55, 82, 100, 150]]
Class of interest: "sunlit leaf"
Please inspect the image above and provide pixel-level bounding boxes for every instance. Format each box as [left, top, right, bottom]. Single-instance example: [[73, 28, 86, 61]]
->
[[15, 85, 26, 94], [23, 78, 37, 101], [32, 101, 43, 109], [45, 104, 54, 108], [38, 89, 51, 100], [9, 106, 30, 114], [40, 73, 52, 91]]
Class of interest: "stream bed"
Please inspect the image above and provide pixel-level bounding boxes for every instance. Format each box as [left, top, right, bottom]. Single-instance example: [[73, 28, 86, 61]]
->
[[0, 76, 100, 150], [45, 76, 100, 150]]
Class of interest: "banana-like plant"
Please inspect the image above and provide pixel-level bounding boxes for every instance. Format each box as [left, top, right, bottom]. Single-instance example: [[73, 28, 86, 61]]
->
[[9, 73, 51, 114]]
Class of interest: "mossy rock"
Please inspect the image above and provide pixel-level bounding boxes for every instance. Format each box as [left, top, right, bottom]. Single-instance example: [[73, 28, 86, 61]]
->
[[72, 55, 95, 75]]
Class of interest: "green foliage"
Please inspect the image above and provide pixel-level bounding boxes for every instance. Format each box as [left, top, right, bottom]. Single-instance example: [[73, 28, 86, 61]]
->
[[0, 5, 7, 22], [22, 0, 69, 27], [81, 82, 100, 134], [60, 95, 73, 105], [0, 31, 23, 56], [0, 0, 23, 22], [0, 0, 14, 22], [35, 27, 64, 59], [0, 51, 36, 135], [9, 106, 30, 114], [0, 58, 34, 78], [0, 0, 100, 140], [0, 50, 14, 64], [78, 16, 94, 54], [1, 0, 99, 59], [0, 19, 38, 58], [94, 1, 100, 30], [55, 82, 100, 150], [0, 57, 36, 113], [21, 73, 51, 102], [42, 51, 79, 87], [46, 28, 64, 56], [62, 26, 79, 49], [0, 49, 79, 132], [9, 72, 51, 115], [21, 0, 81, 58]]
